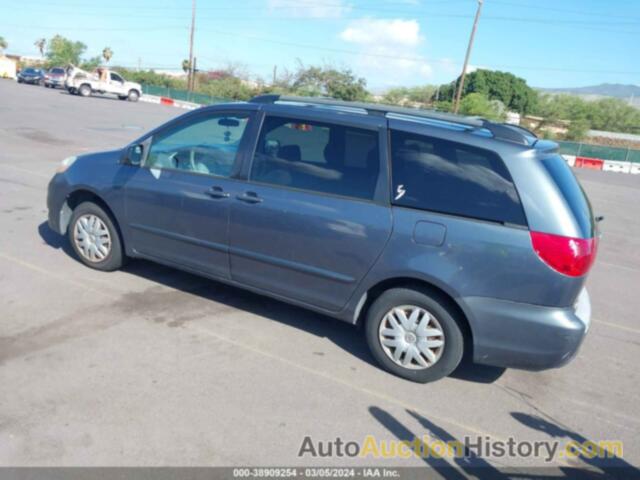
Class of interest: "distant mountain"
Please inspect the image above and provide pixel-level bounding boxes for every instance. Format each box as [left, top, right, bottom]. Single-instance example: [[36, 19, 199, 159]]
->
[[537, 83, 640, 99]]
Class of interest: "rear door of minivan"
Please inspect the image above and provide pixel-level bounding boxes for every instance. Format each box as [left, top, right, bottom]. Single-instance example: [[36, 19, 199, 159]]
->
[[228, 108, 392, 312]]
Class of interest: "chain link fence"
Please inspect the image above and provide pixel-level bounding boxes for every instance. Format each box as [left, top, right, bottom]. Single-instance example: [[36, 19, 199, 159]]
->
[[557, 141, 640, 163], [141, 84, 228, 106]]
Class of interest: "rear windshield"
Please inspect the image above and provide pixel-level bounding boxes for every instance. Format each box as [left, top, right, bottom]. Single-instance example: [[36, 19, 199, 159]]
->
[[51, 68, 65, 74], [541, 155, 594, 238]]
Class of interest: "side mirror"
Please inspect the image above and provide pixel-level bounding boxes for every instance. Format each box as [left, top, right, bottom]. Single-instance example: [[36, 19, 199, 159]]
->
[[124, 144, 144, 166]]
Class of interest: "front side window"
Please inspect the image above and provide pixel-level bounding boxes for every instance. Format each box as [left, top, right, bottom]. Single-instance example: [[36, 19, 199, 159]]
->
[[146, 113, 250, 178], [110, 72, 123, 82], [390, 130, 526, 225], [250, 116, 380, 200]]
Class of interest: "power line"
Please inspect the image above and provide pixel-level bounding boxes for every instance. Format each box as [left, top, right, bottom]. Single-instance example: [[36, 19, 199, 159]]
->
[[11, 1, 640, 26], [8, 23, 637, 74], [194, 28, 640, 75]]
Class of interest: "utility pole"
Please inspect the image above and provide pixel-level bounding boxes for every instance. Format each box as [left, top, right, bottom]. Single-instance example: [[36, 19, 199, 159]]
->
[[272, 65, 277, 86], [453, 0, 483, 114], [187, 0, 196, 92]]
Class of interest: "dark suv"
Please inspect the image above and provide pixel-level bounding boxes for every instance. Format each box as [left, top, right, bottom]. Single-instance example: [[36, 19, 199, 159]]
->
[[47, 95, 597, 383]]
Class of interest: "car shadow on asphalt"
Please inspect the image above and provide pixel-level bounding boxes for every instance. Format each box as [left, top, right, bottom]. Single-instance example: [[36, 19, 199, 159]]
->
[[38, 220, 505, 385], [369, 406, 619, 479], [511, 412, 640, 479], [57, 90, 121, 101]]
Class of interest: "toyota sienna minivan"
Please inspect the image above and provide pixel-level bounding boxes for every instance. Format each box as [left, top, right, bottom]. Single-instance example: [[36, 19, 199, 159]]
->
[[47, 95, 598, 383]]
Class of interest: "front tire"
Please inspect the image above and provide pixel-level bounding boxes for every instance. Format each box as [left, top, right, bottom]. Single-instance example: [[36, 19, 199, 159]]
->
[[365, 287, 464, 383], [68, 202, 124, 271]]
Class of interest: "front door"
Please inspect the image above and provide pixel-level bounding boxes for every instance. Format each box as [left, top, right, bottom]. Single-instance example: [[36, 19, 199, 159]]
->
[[109, 72, 126, 95], [229, 113, 392, 312], [124, 110, 254, 279]]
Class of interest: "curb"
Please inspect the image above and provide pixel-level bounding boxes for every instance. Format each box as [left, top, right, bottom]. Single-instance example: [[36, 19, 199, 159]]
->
[[139, 94, 200, 111]]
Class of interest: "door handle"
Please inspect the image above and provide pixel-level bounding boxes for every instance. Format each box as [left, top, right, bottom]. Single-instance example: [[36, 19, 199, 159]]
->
[[206, 186, 230, 199], [236, 191, 263, 204]]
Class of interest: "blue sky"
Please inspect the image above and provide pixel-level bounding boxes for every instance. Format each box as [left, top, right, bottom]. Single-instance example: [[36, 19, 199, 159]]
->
[[2, 0, 638, 90]]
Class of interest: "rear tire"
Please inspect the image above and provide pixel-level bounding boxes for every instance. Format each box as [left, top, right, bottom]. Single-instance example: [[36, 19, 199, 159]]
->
[[127, 89, 140, 102], [365, 287, 464, 383], [79, 84, 91, 97], [68, 202, 124, 272]]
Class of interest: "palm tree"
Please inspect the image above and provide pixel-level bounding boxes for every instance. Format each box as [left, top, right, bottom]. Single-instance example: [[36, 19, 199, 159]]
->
[[34, 38, 46, 57], [102, 47, 113, 64], [0, 36, 7, 55]]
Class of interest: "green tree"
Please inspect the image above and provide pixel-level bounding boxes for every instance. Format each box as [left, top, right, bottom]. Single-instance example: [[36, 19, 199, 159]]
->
[[458, 92, 506, 121], [533, 94, 640, 136], [381, 85, 438, 107], [34, 38, 46, 57], [565, 118, 589, 141], [292, 65, 369, 101], [80, 56, 102, 71], [102, 47, 113, 64], [438, 69, 537, 114], [115, 67, 187, 89], [45, 35, 86, 66], [382, 87, 409, 105], [0, 36, 7, 54]]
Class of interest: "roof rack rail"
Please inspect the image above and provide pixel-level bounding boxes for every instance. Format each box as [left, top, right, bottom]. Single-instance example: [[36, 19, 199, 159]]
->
[[249, 94, 532, 145]]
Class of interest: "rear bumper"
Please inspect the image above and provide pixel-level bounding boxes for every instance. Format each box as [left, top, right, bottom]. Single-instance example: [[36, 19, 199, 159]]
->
[[466, 289, 591, 370]]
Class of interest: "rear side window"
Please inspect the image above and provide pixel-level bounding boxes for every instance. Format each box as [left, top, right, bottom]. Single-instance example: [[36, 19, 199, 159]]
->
[[250, 116, 380, 201], [541, 155, 593, 238], [390, 130, 526, 226]]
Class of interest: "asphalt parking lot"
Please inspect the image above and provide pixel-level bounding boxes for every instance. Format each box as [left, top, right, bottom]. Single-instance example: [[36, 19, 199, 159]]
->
[[1, 80, 639, 475]]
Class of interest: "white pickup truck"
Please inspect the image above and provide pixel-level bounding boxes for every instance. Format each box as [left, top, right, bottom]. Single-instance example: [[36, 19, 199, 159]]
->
[[65, 66, 142, 102]]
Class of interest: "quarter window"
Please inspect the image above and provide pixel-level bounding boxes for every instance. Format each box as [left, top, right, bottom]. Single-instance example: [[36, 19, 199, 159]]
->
[[390, 130, 526, 225], [250, 116, 380, 201], [146, 113, 250, 178]]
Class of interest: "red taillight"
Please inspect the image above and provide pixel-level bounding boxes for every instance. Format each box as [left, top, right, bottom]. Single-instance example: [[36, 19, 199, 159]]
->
[[530, 231, 597, 277]]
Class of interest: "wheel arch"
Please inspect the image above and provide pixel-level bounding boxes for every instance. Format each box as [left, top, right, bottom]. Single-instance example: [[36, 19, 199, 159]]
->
[[355, 276, 474, 358], [63, 189, 125, 250]]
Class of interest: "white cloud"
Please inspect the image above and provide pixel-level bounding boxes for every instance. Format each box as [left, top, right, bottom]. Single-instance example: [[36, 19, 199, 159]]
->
[[340, 18, 422, 47], [339, 18, 431, 86], [267, 0, 350, 18]]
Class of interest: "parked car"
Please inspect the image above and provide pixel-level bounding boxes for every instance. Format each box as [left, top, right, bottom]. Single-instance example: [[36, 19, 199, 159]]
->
[[44, 67, 67, 88], [17, 67, 45, 85], [47, 95, 598, 383], [65, 65, 141, 101]]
